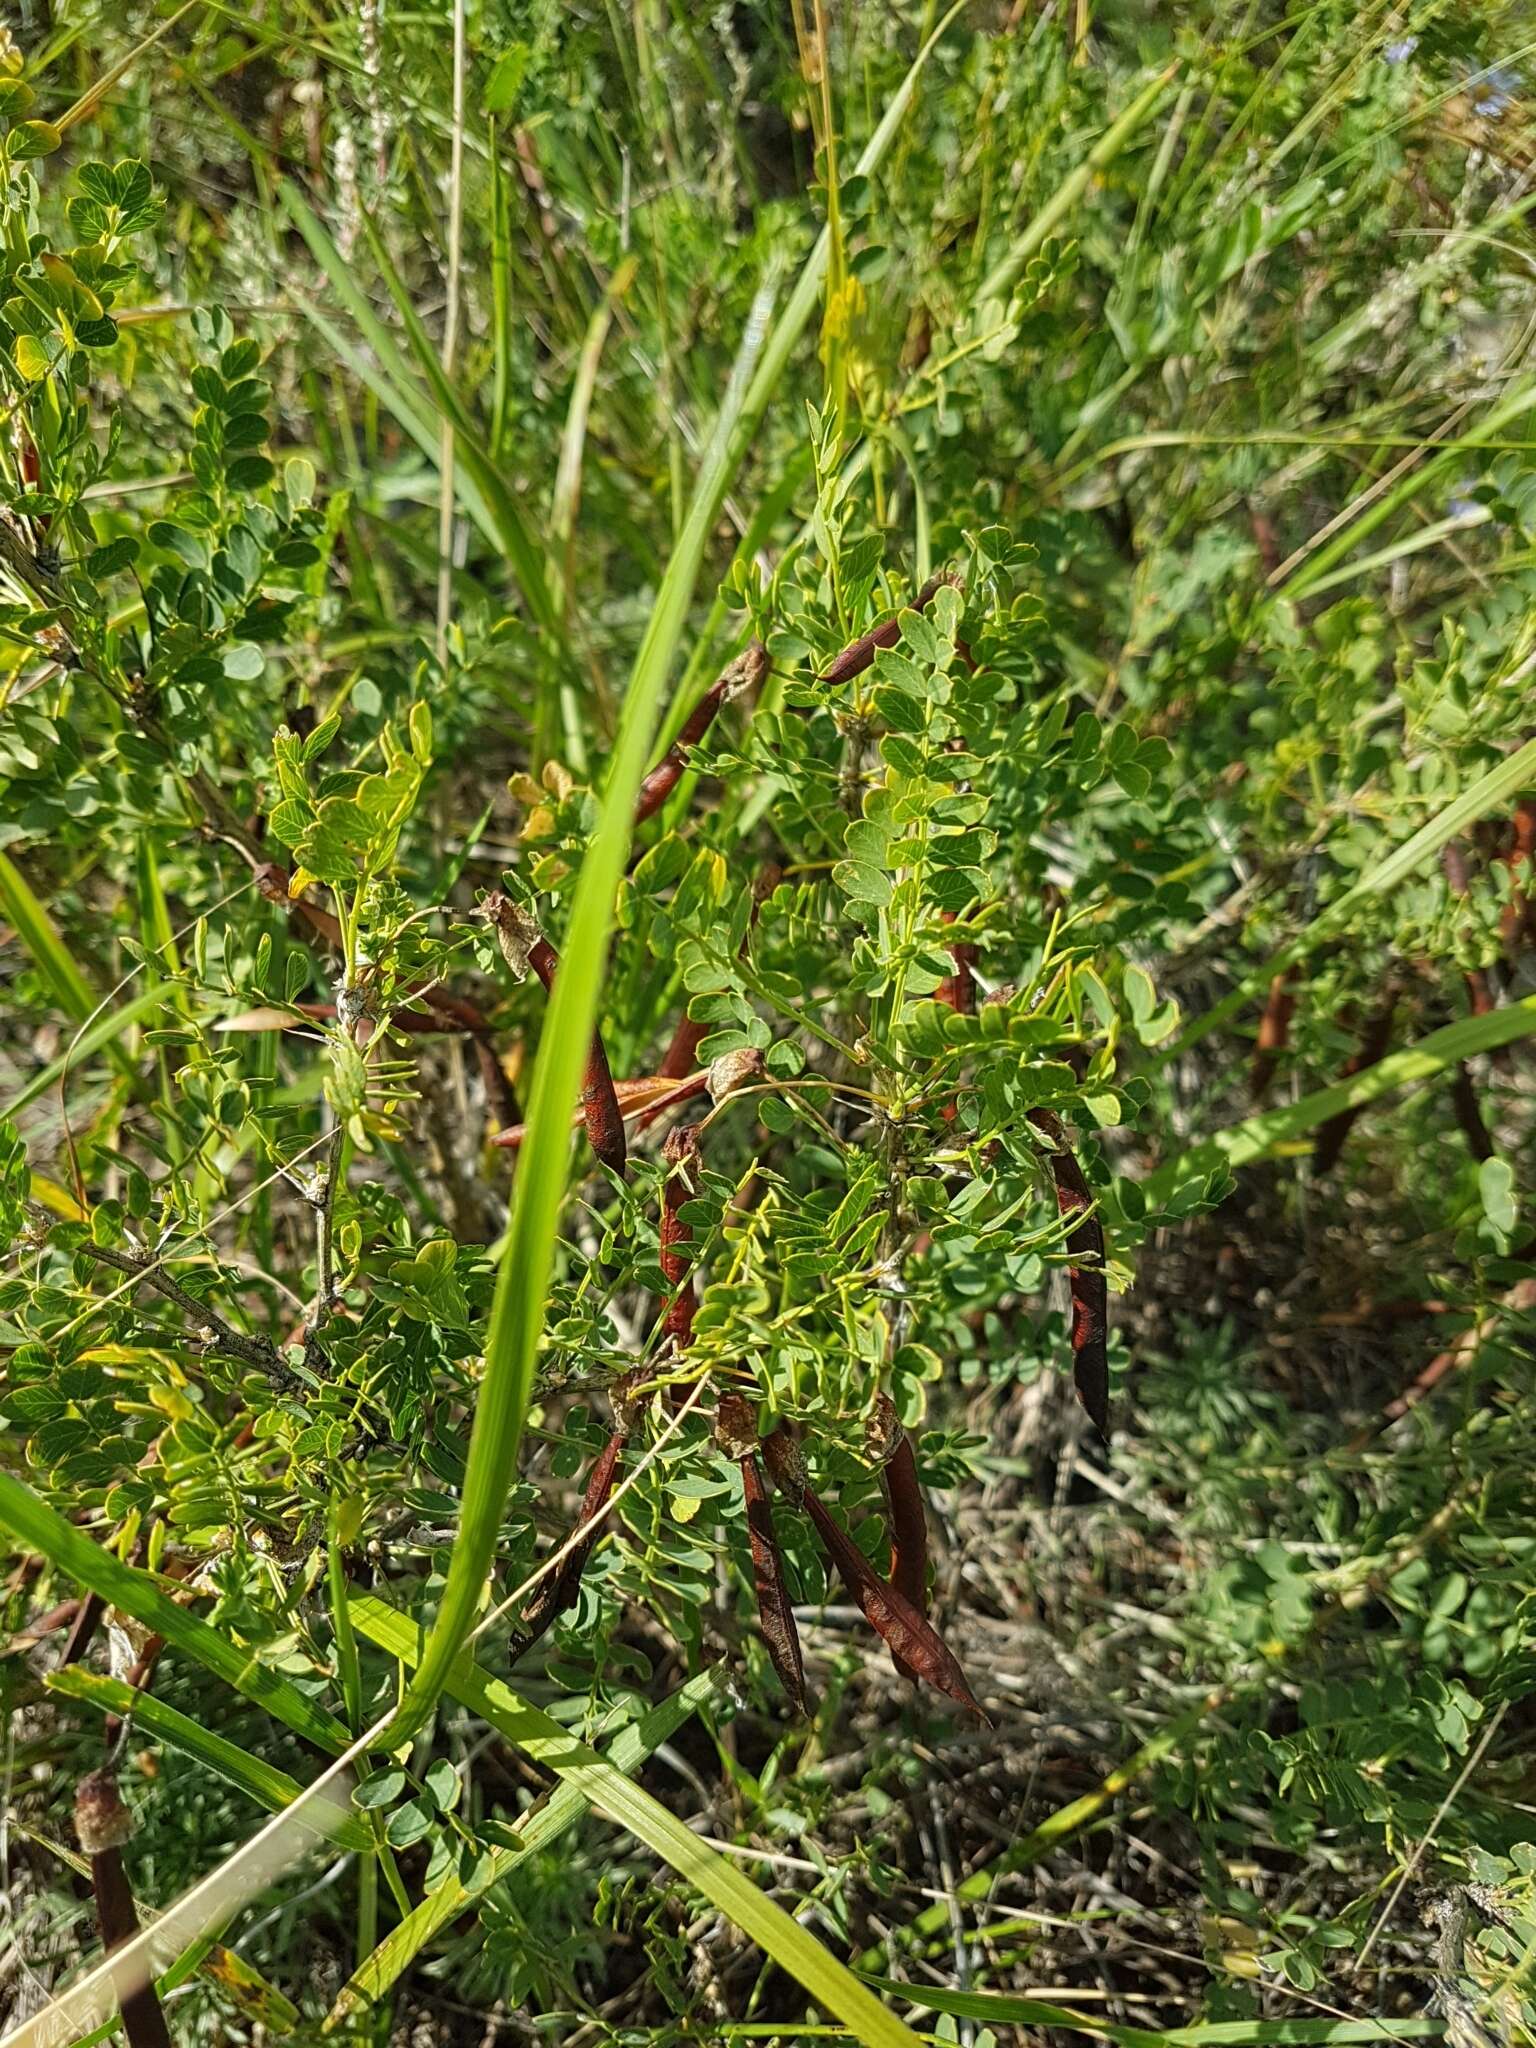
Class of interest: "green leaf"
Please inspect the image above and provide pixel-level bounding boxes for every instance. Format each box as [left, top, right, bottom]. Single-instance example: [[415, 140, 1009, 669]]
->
[[352, 1768, 407, 1811], [1168, 734, 1536, 1056], [1144, 999, 1536, 1205], [859, 1978, 1439, 2047], [834, 859, 894, 906], [86, 536, 139, 576], [3, 982, 168, 1117], [11, 119, 62, 159], [1479, 1156, 1518, 1236], [277, 183, 559, 637]]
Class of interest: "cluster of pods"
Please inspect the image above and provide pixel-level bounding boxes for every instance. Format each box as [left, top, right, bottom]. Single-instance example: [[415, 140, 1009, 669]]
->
[[492, 579, 1112, 1717]]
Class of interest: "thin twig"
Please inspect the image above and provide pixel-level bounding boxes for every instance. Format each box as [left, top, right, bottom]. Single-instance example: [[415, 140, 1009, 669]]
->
[[1356, 1700, 1509, 1969], [69, 1239, 297, 1388]]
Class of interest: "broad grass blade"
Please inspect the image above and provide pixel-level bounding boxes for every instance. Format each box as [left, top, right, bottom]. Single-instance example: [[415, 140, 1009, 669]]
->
[[328, 1665, 724, 2022], [1147, 997, 1536, 1203], [47, 1668, 371, 1851], [352, 1593, 925, 2048], [0, 1470, 351, 1753]]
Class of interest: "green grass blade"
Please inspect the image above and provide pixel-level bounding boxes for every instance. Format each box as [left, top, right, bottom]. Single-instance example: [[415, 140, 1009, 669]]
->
[[1167, 732, 1536, 1056], [1146, 996, 1536, 1204], [351, 1594, 924, 2048], [5, 981, 168, 1116], [383, 260, 778, 1750], [1294, 504, 1491, 600], [549, 262, 634, 625], [135, 832, 192, 1028], [1280, 374, 1536, 600], [859, 1981, 1439, 2048], [279, 183, 559, 631], [0, 851, 98, 1024], [46, 1667, 371, 1851], [978, 64, 1179, 303], [731, 2, 969, 464], [874, 1688, 1225, 1968], [328, 1664, 724, 2023], [0, 1470, 351, 1753]]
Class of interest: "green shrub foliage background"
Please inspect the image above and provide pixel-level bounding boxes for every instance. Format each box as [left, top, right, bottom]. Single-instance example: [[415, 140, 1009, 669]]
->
[[0, 4, 1533, 2042]]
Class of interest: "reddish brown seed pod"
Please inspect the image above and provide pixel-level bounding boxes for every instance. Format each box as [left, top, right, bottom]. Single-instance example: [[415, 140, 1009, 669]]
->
[[1312, 994, 1396, 1176], [1441, 838, 1475, 897], [1501, 799, 1536, 951], [481, 893, 626, 1176], [760, 1426, 984, 1719], [934, 914, 976, 1016], [717, 1396, 810, 1715], [75, 1769, 173, 2048], [654, 1012, 709, 1087], [869, 1395, 928, 1685], [932, 912, 976, 1124], [881, 1433, 928, 1620], [800, 1482, 986, 1722], [1028, 1108, 1109, 1438], [1250, 970, 1296, 1101], [517, 1424, 627, 1648], [634, 642, 768, 826], [660, 1124, 701, 1349], [818, 571, 959, 689]]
